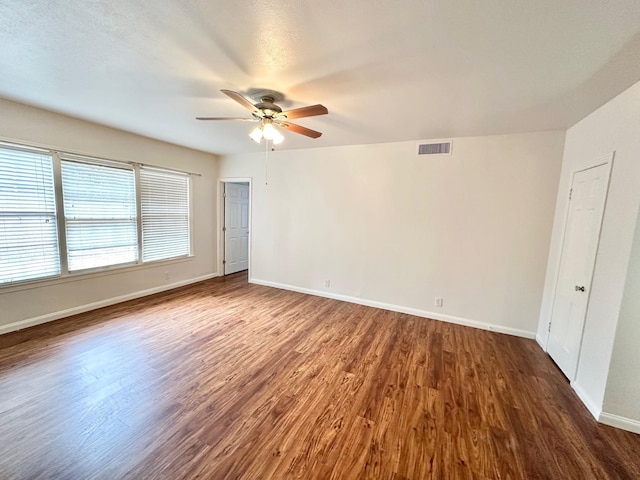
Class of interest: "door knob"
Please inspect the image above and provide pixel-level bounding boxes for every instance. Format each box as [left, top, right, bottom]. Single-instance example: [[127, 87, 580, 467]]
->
[[575, 285, 586, 292]]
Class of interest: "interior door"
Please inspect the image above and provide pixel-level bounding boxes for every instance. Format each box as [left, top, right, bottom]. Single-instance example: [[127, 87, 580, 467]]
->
[[223, 182, 250, 275], [547, 162, 611, 380]]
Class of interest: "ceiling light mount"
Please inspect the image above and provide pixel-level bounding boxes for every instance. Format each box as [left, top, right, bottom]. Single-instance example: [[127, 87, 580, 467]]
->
[[254, 100, 282, 116], [247, 88, 286, 104], [250, 90, 285, 117]]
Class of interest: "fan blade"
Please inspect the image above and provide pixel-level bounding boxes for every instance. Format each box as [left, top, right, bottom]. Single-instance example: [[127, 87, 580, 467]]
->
[[280, 122, 322, 139], [280, 104, 328, 120], [196, 117, 257, 121], [221, 89, 258, 112]]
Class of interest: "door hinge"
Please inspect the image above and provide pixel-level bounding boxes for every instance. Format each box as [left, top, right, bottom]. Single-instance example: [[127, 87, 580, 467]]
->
[[222, 226, 226, 232], [569, 188, 573, 200], [223, 260, 226, 264], [548, 322, 552, 332], [223, 192, 227, 198]]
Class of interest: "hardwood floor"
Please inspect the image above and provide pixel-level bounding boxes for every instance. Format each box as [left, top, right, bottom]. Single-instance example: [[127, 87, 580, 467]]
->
[[1, 272, 639, 479]]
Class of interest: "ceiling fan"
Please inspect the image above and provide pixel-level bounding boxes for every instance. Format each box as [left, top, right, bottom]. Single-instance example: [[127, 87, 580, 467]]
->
[[197, 89, 328, 145]]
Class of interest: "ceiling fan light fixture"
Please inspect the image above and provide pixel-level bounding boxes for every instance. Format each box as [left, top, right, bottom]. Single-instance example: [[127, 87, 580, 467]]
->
[[249, 126, 263, 143], [261, 122, 278, 140], [272, 130, 284, 145], [250, 121, 285, 145], [264, 124, 284, 144]]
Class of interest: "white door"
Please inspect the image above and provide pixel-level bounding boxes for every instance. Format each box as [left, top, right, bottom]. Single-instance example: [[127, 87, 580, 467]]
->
[[547, 162, 611, 380], [224, 182, 250, 274]]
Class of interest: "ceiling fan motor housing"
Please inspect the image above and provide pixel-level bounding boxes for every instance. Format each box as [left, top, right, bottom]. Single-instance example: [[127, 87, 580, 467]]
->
[[255, 98, 283, 117]]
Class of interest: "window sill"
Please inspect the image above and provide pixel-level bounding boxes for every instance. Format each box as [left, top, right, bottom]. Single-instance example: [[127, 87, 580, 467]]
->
[[0, 255, 195, 295]]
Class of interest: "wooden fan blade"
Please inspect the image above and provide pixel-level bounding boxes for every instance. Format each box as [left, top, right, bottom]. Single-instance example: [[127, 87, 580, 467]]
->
[[220, 89, 258, 112], [196, 117, 257, 121], [280, 104, 328, 120], [280, 122, 322, 139]]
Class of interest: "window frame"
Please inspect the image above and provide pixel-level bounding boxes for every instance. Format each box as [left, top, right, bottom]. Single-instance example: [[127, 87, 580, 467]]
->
[[0, 143, 61, 285], [139, 166, 192, 263], [61, 155, 140, 273], [0, 140, 195, 291]]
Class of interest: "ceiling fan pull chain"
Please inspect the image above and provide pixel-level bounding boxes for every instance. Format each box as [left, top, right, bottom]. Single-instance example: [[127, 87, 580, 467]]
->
[[265, 138, 269, 186]]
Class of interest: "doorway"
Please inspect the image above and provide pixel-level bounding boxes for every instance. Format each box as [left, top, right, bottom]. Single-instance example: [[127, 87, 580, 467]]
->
[[220, 180, 251, 276], [547, 158, 612, 380]]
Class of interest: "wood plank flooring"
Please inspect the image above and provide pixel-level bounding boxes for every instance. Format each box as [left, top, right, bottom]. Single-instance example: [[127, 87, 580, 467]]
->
[[1, 272, 639, 479]]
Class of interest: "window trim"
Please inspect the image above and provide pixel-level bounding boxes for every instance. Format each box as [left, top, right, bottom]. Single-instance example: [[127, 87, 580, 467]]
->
[[60, 157, 139, 273], [139, 166, 191, 263], [0, 255, 195, 294], [0, 144, 61, 285], [0, 139, 197, 291]]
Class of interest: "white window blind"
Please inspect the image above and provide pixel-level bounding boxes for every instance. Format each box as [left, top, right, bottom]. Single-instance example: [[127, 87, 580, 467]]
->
[[61, 159, 138, 271], [0, 146, 60, 284], [140, 168, 190, 262]]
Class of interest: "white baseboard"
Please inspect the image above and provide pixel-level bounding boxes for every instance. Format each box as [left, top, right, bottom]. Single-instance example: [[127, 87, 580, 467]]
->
[[535, 334, 548, 351], [571, 383, 640, 435], [571, 382, 602, 420], [0, 273, 219, 335], [599, 412, 640, 435], [249, 277, 536, 339]]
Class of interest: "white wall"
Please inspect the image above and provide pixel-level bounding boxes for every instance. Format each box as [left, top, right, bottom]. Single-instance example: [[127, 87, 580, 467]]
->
[[537, 80, 640, 421], [0, 98, 219, 332], [603, 206, 640, 431], [220, 131, 565, 337]]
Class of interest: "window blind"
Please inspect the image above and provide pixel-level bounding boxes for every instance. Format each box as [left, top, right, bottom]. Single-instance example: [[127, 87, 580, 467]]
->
[[61, 159, 137, 271], [140, 168, 190, 262], [0, 147, 60, 284]]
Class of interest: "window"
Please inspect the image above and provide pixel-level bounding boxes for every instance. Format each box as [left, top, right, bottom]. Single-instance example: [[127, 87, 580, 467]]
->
[[140, 168, 190, 262], [61, 158, 138, 271], [0, 145, 60, 284], [0, 141, 193, 287]]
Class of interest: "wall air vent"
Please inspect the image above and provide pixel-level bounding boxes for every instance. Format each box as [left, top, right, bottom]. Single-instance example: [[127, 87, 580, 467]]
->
[[417, 141, 452, 155]]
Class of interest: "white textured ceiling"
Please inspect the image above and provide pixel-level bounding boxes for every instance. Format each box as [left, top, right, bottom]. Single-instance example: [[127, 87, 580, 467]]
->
[[1, 1, 640, 155]]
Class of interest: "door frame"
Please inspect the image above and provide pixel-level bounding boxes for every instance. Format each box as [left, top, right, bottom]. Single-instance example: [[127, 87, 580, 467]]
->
[[543, 153, 614, 368], [218, 177, 253, 277]]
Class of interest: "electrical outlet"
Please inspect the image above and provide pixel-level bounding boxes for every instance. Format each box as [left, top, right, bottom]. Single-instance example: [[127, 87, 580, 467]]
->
[[325, 280, 331, 287], [435, 297, 443, 307]]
